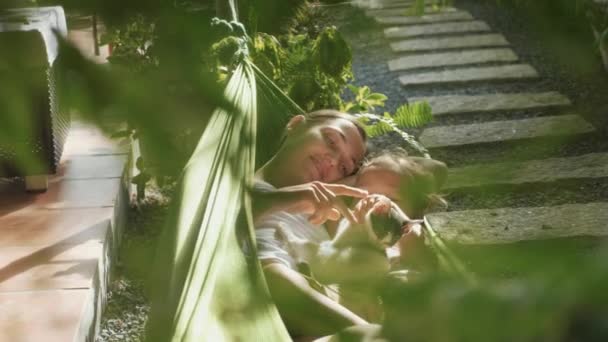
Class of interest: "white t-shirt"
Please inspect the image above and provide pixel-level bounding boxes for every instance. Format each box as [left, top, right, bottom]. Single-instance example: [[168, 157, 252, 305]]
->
[[254, 181, 331, 270]]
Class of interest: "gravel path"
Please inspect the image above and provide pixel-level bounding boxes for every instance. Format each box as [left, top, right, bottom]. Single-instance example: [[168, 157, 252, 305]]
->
[[96, 187, 172, 342], [333, 1, 608, 211]]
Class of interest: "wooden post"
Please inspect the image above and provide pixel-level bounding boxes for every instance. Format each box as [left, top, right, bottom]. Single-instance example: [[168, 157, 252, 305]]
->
[[92, 13, 100, 56]]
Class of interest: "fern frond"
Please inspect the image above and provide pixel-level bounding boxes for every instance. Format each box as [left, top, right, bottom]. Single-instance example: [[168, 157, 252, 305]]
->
[[365, 120, 393, 138], [393, 101, 433, 128], [354, 112, 431, 157]]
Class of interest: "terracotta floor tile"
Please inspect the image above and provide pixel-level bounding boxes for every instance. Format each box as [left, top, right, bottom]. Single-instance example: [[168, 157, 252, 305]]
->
[[0, 119, 128, 340], [0, 207, 111, 247], [0, 177, 121, 213], [0, 289, 88, 342], [0, 242, 102, 291]]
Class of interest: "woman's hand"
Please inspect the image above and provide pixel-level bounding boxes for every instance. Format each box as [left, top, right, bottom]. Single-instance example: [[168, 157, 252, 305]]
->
[[275, 181, 369, 225]]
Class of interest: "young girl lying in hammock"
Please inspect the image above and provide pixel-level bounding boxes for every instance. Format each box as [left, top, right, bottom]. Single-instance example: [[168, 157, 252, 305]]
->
[[265, 149, 447, 323]]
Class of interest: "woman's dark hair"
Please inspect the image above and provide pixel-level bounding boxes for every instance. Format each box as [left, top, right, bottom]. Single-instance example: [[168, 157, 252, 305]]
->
[[304, 109, 368, 143], [258, 109, 367, 169], [275, 109, 368, 155]]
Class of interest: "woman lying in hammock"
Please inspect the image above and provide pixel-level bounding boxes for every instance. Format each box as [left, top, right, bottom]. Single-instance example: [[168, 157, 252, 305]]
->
[[251, 109, 446, 340]]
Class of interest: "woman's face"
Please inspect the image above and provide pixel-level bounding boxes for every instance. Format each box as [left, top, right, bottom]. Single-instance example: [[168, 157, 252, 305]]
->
[[276, 116, 366, 186]]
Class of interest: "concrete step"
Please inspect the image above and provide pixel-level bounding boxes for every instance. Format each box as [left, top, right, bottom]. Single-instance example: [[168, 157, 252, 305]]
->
[[410, 91, 571, 116], [388, 48, 517, 71], [391, 33, 509, 52], [419, 114, 595, 149], [355, 0, 414, 9], [444, 152, 608, 190], [426, 202, 608, 244], [385, 20, 490, 39], [367, 6, 457, 17], [375, 10, 473, 25], [399, 63, 538, 87]]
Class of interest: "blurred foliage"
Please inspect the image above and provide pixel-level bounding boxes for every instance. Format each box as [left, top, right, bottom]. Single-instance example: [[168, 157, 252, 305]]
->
[[381, 242, 608, 341], [485, 0, 608, 73], [101, 14, 157, 72], [88, 1, 353, 183], [3, 1, 608, 341], [0, 30, 50, 174], [249, 25, 353, 112], [238, 0, 309, 35]]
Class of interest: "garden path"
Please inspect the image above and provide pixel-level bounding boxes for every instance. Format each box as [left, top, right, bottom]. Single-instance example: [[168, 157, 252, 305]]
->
[[355, 0, 608, 248]]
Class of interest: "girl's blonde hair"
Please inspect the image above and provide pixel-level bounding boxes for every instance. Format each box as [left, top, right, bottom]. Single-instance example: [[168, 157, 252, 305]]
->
[[362, 147, 448, 217]]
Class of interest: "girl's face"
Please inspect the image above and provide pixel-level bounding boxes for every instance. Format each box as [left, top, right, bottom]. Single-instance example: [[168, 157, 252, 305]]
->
[[275, 116, 366, 186], [355, 158, 439, 218], [355, 166, 401, 203]]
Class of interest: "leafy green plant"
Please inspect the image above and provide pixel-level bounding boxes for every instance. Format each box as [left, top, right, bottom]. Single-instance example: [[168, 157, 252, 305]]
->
[[355, 104, 433, 158], [584, 0, 608, 71], [393, 100, 434, 128], [341, 85, 433, 156], [340, 84, 388, 113], [102, 14, 157, 72], [248, 25, 353, 111]]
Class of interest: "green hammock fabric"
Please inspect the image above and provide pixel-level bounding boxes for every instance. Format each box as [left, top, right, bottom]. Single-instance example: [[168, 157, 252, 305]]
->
[[144, 50, 476, 342], [145, 59, 297, 341], [143, 6, 473, 338]]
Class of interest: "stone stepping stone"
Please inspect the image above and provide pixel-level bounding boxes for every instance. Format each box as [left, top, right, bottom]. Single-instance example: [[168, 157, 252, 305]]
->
[[388, 48, 517, 71], [399, 64, 539, 87], [410, 91, 571, 116], [419, 114, 595, 149], [391, 33, 510, 52], [384, 20, 490, 39], [426, 202, 608, 244], [444, 152, 608, 190], [367, 6, 457, 17], [356, 0, 415, 9], [375, 10, 474, 25]]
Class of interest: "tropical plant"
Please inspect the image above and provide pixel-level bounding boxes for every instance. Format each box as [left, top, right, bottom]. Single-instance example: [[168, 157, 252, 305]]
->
[[248, 25, 353, 111], [340, 84, 433, 156], [101, 14, 157, 72], [238, 0, 310, 35], [340, 84, 388, 113], [584, 0, 608, 71], [355, 105, 432, 158]]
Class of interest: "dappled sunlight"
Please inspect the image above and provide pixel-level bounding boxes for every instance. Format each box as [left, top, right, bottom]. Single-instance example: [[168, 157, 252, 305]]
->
[[2, 0, 608, 341]]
